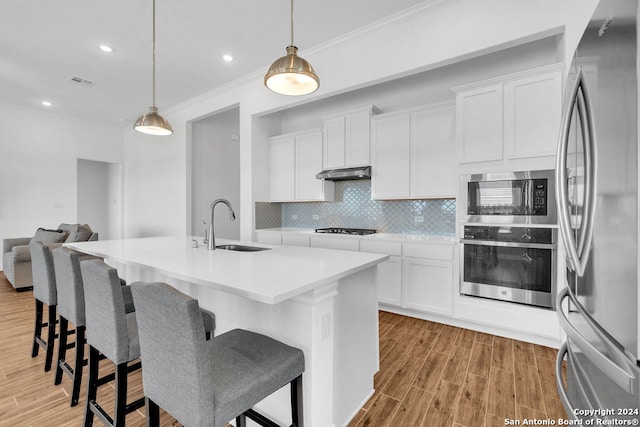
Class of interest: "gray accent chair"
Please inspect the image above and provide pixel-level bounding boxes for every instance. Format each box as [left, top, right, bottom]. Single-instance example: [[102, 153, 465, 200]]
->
[[130, 281, 304, 427], [80, 258, 145, 427], [3, 224, 98, 290], [29, 240, 64, 372]]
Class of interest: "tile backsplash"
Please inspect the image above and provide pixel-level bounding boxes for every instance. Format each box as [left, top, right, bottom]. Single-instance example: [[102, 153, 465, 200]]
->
[[256, 181, 455, 236]]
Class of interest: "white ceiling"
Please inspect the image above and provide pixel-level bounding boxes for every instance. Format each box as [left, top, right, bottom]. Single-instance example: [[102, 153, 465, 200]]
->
[[0, 0, 430, 127]]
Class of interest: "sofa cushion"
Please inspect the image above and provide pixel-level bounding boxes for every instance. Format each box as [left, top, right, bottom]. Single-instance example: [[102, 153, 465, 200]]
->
[[32, 228, 65, 244], [58, 223, 79, 242], [67, 224, 93, 242]]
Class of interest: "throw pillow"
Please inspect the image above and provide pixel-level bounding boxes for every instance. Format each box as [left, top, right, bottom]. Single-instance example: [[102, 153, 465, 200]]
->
[[68, 224, 93, 242], [32, 228, 65, 244], [58, 223, 79, 242]]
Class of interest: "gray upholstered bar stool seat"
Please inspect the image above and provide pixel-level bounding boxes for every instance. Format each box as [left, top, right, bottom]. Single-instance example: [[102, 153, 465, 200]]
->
[[29, 240, 63, 372], [131, 282, 305, 427], [80, 258, 145, 427]]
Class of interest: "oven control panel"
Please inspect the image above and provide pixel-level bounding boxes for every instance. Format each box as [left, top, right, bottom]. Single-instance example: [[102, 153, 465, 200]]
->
[[462, 225, 554, 244]]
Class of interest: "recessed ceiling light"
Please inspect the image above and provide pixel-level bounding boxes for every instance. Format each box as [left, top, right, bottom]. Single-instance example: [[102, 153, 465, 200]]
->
[[41, 100, 53, 107], [222, 54, 233, 62], [99, 44, 114, 53]]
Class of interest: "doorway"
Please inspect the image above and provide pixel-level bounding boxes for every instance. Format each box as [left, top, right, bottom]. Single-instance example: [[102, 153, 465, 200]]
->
[[77, 159, 122, 240], [190, 106, 241, 240]]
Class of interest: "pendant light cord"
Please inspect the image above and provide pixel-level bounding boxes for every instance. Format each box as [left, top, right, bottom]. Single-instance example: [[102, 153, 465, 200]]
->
[[152, 0, 157, 108], [290, 0, 294, 46]]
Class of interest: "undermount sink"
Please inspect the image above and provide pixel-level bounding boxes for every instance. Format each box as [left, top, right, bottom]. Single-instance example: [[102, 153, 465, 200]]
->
[[215, 244, 271, 252]]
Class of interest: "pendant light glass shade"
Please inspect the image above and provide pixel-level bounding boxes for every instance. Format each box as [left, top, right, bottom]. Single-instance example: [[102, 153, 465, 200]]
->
[[134, 0, 172, 136], [264, 0, 319, 96]]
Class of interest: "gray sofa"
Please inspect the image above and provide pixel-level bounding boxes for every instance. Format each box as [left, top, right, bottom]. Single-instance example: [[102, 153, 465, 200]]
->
[[2, 224, 98, 291]]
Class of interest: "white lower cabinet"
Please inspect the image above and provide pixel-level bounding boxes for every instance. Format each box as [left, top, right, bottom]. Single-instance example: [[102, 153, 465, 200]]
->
[[255, 231, 282, 245], [377, 256, 402, 306], [282, 234, 310, 247], [402, 257, 453, 316], [310, 236, 359, 251]]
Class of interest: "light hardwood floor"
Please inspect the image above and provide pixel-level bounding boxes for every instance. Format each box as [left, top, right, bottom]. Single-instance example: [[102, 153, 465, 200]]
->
[[0, 272, 566, 426]]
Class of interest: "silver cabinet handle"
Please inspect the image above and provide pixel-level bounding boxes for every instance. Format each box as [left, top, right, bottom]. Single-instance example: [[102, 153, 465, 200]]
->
[[557, 288, 636, 395], [555, 68, 597, 277]]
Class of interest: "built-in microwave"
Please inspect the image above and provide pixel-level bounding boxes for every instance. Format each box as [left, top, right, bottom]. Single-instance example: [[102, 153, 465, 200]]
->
[[461, 170, 557, 225]]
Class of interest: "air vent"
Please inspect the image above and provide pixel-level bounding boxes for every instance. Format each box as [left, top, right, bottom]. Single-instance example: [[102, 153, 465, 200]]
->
[[69, 76, 96, 88]]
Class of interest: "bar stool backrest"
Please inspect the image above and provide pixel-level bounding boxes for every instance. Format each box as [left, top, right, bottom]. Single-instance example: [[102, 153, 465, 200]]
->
[[80, 259, 135, 364], [29, 240, 57, 306], [52, 247, 85, 327], [131, 282, 215, 426]]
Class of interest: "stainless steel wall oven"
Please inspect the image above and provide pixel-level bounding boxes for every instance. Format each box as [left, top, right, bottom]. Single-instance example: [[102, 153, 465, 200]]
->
[[460, 225, 557, 309]]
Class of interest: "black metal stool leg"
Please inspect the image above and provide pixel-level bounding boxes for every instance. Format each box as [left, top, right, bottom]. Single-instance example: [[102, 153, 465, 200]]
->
[[31, 299, 43, 358], [113, 363, 128, 427], [83, 346, 100, 427], [145, 397, 160, 427], [55, 316, 69, 385], [44, 304, 57, 372], [291, 375, 303, 427], [71, 326, 86, 406], [236, 414, 247, 427]]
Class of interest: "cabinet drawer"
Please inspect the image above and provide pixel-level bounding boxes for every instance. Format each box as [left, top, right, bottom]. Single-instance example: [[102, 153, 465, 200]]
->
[[282, 234, 310, 247], [360, 240, 402, 256], [310, 236, 359, 251], [402, 242, 452, 260]]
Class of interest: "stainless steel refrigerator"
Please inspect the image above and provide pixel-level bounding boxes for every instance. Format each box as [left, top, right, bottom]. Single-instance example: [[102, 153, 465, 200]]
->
[[555, 0, 640, 421]]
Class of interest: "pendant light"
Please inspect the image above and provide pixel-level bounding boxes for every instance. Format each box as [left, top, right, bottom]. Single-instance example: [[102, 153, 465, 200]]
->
[[264, 0, 319, 96], [134, 0, 173, 136]]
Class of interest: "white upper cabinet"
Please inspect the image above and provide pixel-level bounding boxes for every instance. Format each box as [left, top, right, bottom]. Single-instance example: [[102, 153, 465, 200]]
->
[[504, 70, 563, 159], [371, 112, 411, 199], [453, 64, 563, 165], [323, 106, 381, 169], [269, 134, 295, 201], [410, 104, 456, 198], [269, 130, 333, 202], [372, 102, 456, 199], [455, 84, 504, 163]]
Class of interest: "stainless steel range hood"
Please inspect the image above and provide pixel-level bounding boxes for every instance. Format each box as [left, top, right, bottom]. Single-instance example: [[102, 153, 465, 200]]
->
[[316, 166, 371, 181]]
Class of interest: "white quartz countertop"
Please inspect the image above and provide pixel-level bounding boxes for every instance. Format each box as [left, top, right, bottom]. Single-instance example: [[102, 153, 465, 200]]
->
[[66, 236, 388, 304], [256, 228, 456, 244]]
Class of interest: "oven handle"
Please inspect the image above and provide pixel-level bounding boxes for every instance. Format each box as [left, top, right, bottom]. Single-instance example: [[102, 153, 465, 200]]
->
[[460, 239, 556, 250]]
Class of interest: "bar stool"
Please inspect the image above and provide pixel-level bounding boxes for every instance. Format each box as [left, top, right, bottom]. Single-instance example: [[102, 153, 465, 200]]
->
[[29, 240, 62, 372], [51, 247, 99, 406], [80, 258, 145, 427], [130, 281, 305, 427]]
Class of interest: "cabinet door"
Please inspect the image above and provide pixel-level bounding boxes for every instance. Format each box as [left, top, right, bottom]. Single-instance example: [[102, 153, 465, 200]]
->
[[269, 135, 295, 201], [402, 257, 453, 315], [410, 105, 456, 198], [456, 84, 503, 163], [323, 116, 346, 169], [504, 71, 562, 159], [255, 232, 282, 245], [371, 113, 411, 199], [377, 256, 402, 307], [346, 109, 371, 166], [295, 131, 325, 201]]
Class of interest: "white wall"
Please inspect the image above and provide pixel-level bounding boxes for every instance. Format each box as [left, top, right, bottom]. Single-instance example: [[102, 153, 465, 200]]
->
[[122, 0, 599, 241], [0, 104, 123, 269]]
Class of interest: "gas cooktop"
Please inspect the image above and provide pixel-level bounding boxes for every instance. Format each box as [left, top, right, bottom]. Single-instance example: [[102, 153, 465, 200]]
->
[[314, 227, 377, 236]]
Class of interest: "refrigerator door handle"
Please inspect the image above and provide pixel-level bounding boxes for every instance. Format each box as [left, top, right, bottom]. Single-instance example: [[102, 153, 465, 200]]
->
[[555, 67, 598, 277], [557, 288, 636, 395], [556, 342, 588, 420]]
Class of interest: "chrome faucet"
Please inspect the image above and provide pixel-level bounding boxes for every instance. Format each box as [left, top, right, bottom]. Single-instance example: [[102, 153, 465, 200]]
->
[[208, 199, 236, 250]]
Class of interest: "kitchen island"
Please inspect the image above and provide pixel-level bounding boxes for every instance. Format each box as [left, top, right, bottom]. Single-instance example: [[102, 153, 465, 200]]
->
[[67, 235, 388, 427]]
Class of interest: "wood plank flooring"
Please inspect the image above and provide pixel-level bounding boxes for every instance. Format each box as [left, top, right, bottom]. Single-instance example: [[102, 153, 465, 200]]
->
[[0, 272, 566, 426], [349, 311, 567, 426]]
